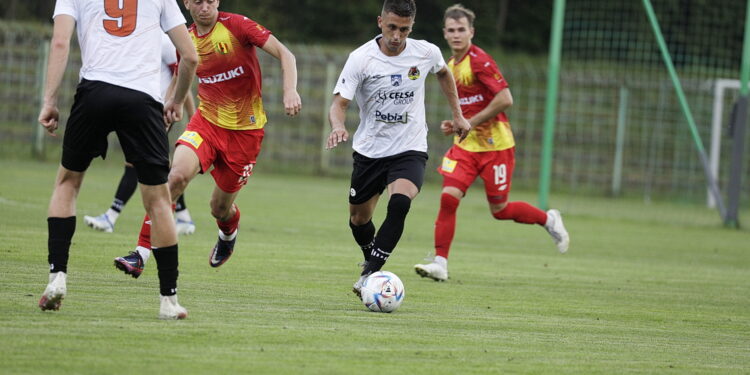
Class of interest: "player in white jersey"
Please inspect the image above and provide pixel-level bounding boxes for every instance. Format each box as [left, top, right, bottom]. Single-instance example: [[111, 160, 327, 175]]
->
[[326, 0, 471, 299], [37, 0, 198, 319], [83, 34, 197, 236]]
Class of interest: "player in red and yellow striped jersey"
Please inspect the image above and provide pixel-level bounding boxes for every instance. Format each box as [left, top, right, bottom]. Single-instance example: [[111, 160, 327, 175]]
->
[[115, 0, 302, 277], [414, 4, 570, 282]]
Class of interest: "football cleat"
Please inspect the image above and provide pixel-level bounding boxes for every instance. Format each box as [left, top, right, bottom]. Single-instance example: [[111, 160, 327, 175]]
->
[[114, 251, 145, 278], [83, 213, 114, 233], [352, 273, 371, 300], [545, 209, 570, 253], [159, 295, 188, 320], [209, 233, 236, 268], [414, 258, 448, 282], [39, 272, 67, 311], [175, 218, 196, 236]]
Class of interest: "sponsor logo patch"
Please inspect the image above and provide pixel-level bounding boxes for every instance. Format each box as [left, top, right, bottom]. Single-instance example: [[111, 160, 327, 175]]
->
[[441, 157, 458, 173], [178, 131, 204, 148], [375, 90, 415, 106], [198, 66, 245, 84], [375, 110, 408, 124]]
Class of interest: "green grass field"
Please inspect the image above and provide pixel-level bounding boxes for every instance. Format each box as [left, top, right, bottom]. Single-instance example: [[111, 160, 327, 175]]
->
[[1, 157, 748, 374]]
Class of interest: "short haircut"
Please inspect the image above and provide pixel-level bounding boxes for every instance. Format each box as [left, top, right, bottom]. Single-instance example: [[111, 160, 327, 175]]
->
[[444, 4, 476, 26], [382, 0, 417, 18]]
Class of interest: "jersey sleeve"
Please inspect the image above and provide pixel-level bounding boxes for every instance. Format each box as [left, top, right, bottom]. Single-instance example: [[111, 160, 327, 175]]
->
[[160, 0, 186, 33], [53, 0, 77, 20], [473, 56, 508, 95], [428, 43, 447, 74], [232, 15, 272, 47], [332, 52, 363, 101]]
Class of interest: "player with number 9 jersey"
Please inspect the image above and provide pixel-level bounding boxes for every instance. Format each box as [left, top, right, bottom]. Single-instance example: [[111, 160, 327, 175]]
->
[[38, 0, 198, 319]]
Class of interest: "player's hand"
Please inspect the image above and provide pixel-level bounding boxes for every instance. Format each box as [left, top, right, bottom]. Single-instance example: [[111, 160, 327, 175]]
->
[[326, 127, 348, 149], [283, 90, 302, 117], [440, 120, 455, 136], [38, 104, 60, 137], [163, 98, 183, 130], [452, 116, 471, 142]]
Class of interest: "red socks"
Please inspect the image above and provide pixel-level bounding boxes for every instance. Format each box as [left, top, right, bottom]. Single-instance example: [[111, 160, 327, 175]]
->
[[434, 193, 460, 259], [137, 214, 152, 249], [492, 201, 547, 225], [217, 204, 240, 235]]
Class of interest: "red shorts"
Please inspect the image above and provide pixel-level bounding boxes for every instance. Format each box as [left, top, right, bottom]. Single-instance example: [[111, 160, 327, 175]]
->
[[437, 145, 516, 205], [176, 111, 264, 193]]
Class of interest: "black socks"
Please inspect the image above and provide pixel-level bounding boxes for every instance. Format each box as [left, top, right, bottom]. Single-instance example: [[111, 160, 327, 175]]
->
[[152, 244, 179, 296], [47, 216, 76, 273], [362, 194, 411, 275]]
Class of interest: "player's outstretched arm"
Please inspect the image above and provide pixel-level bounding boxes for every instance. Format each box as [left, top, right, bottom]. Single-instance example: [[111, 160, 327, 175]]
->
[[261, 35, 302, 117], [435, 67, 470, 141], [38, 15, 75, 137], [326, 94, 350, 150], [164, 25, 198, 125]]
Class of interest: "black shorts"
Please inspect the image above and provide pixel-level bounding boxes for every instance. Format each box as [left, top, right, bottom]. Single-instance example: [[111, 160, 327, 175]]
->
[[349, 150, 428, 205], [62, 79, 169, 185]]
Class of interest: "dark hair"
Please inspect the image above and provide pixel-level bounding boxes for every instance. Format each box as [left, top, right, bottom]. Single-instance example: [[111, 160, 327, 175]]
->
[[382, 0, 417, 18], [444, 4, 475, 26]]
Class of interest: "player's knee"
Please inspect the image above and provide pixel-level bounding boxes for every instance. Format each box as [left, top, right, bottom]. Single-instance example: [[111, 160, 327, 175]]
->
[[349, 213, 371, 226], [209, 200, 233, 220], [387, 193, 412, 219], [439, 193, 461, 214], [490, 202, 509, 218]]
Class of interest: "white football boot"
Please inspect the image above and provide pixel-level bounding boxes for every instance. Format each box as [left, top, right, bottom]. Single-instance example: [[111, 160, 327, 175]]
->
[[83, 213, 114, 233], [352, 274, 370, 300], [175, 218, 196, 236], [159, 295, 188, 320], [39, 272, 67, 311], [414, 255, 448, 281], [545, 209, 570, 253]]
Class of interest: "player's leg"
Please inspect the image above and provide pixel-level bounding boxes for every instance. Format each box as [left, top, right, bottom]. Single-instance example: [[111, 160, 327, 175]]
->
[[206, 127, 263, 268], [83, 163, 137, 233], [40, 79, 109, 312], [40, 166, 85, 311], [116, 144, 201, 277], [362, 151, 427, 276], [415, 146, 477, 282], [174, 193, 195, 235], [349, 195, 380, 296], [482, 148, 569, 253], [207, 186, 241, 267], [114, 85, 185, 319]]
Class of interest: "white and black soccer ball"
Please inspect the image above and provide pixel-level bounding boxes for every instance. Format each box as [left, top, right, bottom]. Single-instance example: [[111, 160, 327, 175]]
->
[[361, 271, 405, 313]]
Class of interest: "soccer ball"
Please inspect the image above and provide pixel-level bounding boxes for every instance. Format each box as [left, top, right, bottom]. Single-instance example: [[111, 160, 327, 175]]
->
[[360, 271, 405, 313]]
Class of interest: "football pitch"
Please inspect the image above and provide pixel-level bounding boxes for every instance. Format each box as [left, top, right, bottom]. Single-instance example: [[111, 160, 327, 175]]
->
[[1, 158, 748, 374]]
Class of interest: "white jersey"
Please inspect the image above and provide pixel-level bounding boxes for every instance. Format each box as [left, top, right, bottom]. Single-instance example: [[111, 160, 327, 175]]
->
[[53, 0, 185, 102], [160, 34, 178, 98], [333, 36, 446, 158]]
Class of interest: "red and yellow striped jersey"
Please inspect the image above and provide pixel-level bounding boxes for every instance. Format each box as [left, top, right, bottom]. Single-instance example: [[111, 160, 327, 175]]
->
[[188, 12, 271, 130], [449, 44, 514, 152]]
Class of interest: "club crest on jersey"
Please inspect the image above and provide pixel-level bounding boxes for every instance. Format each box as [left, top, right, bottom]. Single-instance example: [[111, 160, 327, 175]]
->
[[408, 66, 420, 80], [391, 74, 402, 86], [214, 42, 230, 55]]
